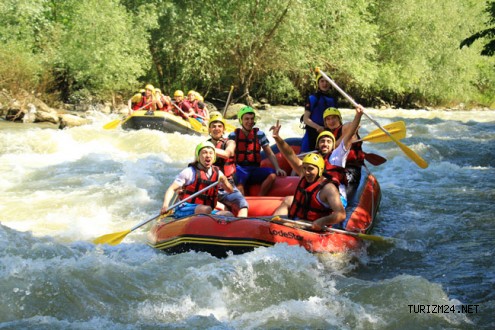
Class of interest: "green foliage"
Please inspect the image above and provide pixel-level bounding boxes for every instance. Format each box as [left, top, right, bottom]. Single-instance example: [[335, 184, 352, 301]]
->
[[0, 0, 493, 107], [256, 73, 301, 104], [0, 0, 50, 91], [371, 0, 494, 106], [0, 41, 43, 91], [52, 0, 154, 101]]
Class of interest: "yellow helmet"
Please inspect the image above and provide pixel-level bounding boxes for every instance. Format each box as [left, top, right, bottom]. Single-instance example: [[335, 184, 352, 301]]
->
[[208, 112, 225, 128], [195, 141, 216, 162], [187, 90, 196, 96], [139, 89, 145, 93], [174, 90, 184, 97], [323, 107, 342, 123], [315, 131, 336, 149], [145, 84, 155, 92], [302, 153, 325, 177], [155, 88, 161, 94]]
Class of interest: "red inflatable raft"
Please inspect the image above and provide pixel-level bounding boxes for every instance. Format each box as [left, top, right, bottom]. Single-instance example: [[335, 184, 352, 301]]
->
[[147, 138, 381, 257]]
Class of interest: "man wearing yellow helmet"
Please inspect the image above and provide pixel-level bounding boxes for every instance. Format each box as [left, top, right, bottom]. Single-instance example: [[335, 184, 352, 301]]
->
[[186, 90, 209, 125], [272, 152, 346, 231], [207, 113, 249, 216], [161, 141, 234, 218], [270, 105, 364, 230], [300, 72, 337, 152], [228, 106, 287, 196], [172, 90, 195, 120], [126, 84, 159, 115], [323, 107, 365, 194]]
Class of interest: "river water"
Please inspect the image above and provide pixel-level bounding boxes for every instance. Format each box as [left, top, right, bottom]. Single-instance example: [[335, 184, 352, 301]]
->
[[0, 106, 493, 329]]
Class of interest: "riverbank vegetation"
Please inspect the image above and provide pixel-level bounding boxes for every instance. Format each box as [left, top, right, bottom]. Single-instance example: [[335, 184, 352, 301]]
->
[[1, 0, 494, 109]]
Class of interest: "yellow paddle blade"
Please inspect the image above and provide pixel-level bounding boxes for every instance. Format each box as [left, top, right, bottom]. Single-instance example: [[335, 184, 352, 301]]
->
[[188, 117, 204, 132], [395, 137, 429, 168], [224, 122, 236, 133], [356, 232, 393, 243], [93, 229, 131, 245], [103, 119, 121, 130], [362, 121, 406, 143]]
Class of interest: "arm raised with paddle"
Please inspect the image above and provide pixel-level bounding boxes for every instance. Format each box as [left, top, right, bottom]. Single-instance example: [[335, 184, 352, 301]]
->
[[316, 68, 428, 169]]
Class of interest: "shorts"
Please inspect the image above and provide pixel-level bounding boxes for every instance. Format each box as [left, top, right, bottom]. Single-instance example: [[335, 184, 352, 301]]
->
[[235, 165, 275, 186], [218, 187, 249, 211], [173, 202, 218, 218]]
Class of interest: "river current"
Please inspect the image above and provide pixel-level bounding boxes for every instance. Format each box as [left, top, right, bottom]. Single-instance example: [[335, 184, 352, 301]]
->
[[0, 106, 493, 329]]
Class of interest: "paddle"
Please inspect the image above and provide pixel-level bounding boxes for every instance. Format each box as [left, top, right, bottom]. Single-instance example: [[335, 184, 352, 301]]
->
[[103, 119, 122, 130], [271, 216, 394, 244], [171, 102, 204, 132], [364, 152, 387, 166], [93, 181, 220, 245], [103, 103, 152, 130], [316, 68, 428, 169], [297, 150, 386, 166], [359, 121, 406, 143], [222, 85, 234, 117]]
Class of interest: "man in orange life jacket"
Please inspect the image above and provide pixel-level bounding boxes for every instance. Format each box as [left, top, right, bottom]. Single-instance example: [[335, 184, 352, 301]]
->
[[160, 141, 234, 218], [155, 88, 172, 112], [172, 90, 195, 120], [228, 106, 287, 196], [323, 107, 365, 197], [270, 105, 364, 230], [207, 112, 249, 217], [187, 90, 209, 126], [127, 84, 158, 115]]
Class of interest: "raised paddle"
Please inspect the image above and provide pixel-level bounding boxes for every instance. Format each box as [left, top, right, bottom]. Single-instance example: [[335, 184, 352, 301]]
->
[[359, 121, 406, 143], [171, 102, 204, 132], [103, 103, 152, 129], [316, 68, 428, 169], [271, 216, 394, 244], [93, 181, 220, 245], [222, 85, 234, 117]]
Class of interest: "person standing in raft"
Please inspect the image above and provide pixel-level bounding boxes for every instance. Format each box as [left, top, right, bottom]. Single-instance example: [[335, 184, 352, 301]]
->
[[207, 112, 249, 217], [160, 141, 234, 218], [322, 107, 365, 198], [228, 106, 287, 196], [300, 72, 337, 152], [270, 105, 364, 230]]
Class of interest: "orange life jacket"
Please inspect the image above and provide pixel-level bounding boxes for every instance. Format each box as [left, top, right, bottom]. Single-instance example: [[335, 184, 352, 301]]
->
[[288, 177, 337, 221], [330, 125, 365, 167], [208, 138, 236, 180], [179, 164, 220, 208], [157, 95, 172, 111], [133, 95, 153, 110], [234, 128, 261, 166], [321, 153, 348, 186]]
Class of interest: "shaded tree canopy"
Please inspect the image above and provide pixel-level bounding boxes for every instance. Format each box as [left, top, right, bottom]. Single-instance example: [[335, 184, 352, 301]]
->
[[0, 0, 494, 108], [460, 1, 495, 56]]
